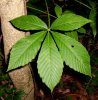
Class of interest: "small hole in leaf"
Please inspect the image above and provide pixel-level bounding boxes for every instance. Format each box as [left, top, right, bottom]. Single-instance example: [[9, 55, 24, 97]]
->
[[71, 45, 74, 48]]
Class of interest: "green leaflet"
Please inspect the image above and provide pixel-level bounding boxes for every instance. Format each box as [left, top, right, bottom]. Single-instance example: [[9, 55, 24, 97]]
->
[[8, 31, 46, 71], [10, 15, 48, 30], [37, 32, 63, 91], [65, 31, 78, 41], [52, 31, 91, 76], [77, 27, 86, 33], [89, 4, 97, 37], [63, 10, 74, 15], [55, 5, 62, 17], [51, 13, 91, 31], [65, 27, 86, 41]]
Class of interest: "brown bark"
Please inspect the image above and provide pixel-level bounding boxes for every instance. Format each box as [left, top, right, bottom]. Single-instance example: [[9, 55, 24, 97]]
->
[[0, 0, 34, 99]]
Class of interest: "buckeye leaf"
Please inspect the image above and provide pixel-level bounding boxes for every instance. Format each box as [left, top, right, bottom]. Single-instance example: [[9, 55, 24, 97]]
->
[[52, 31, 91, 76], [65, 31, 78, 41], [89, 6, 97, 37], [55, 5, 62, 17], [51, 13, 91, 31], [77, 27, 86, 33], [10, 15, 48, 30], [8, 31, 46, 71], [37, 32, 63, 91], [63, 10, 74, 15]]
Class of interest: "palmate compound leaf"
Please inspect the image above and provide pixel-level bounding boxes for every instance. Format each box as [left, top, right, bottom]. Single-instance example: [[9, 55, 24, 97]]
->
[[51, 12, 92, 31], [10, 15, 48, 30], [8, 31, 46, 71], [52, 31, 91, 76], [37, 32, 63, 91]]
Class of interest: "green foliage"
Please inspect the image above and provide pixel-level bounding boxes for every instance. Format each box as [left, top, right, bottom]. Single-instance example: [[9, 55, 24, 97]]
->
[[8, 4, 91, 91], [8, 31, 46, 71], [77, 27, 86, 33], [74, 0, 97, 37], [55, 4, 62, 17], [52, 31, 91, 76], [13, 91, 25, 100], [0, 74, 9, 81], [0, 73, 25, 99], [38, 33, 63, 91], [85, 67, 98, 94], [65, 27, 86, 41], [91, 49, 98, 65], [63, 10, 74, 15], [28, 0, 39, 3], [4, 90, 25, 100], [88, 0, 97, 37], [86, 86, 95, 94], [66, 96, 73, 100], [65, 31, 78, 41], [10, 15, 47, 30], [51, 12, 91, 31]]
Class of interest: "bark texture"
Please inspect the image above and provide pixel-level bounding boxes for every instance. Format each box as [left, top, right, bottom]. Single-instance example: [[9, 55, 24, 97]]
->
[[0, 0, 34, 99]]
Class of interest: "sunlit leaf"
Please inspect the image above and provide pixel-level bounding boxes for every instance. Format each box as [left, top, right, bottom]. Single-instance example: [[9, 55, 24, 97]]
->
[[51, 13, 91, 31], [37, 32, 63, 91], [10, 15, 48, 30], [52, 31, 91, 76], [55, 5, 62, 17], [63, 10, 74, 15], [8, 31, 46, 71], [65, 31, 78, 41], [77, 27, 86, 33]]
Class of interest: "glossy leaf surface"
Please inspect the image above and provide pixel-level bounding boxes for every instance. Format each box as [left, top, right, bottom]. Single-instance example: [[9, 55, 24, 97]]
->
[[52, 31, 91, 76], [11, 15, 48, 30], [51, 13, 91, 31], [37, 32, 63, 91], [8, 31, 46, 71]]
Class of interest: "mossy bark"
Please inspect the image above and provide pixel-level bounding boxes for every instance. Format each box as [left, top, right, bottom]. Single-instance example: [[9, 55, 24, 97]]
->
[[0, 0, 34, 99]]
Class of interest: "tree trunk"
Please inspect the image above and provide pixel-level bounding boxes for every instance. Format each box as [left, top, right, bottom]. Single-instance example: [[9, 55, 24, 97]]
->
[[0, 0, 34, 100]]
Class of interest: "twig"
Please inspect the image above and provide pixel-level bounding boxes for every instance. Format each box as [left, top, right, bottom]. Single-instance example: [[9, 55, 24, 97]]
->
[[74, 0, 91, 9], [27, 6, 57, 19], [45, 0, 50, 29]]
